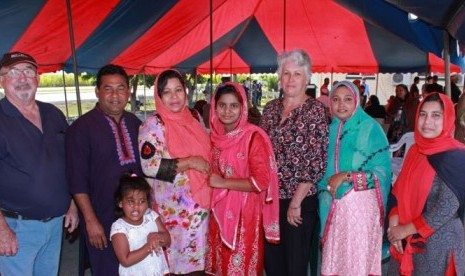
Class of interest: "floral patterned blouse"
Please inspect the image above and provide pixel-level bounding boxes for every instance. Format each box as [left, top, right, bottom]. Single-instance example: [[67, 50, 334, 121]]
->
[[138, 114, 209, 274], [260, 97, 329, 199]]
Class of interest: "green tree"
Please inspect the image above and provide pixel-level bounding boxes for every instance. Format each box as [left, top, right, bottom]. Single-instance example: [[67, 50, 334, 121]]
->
[[39, 72, 95, 87], [261, 74, 279, 91], [138, 74, 155, 88]]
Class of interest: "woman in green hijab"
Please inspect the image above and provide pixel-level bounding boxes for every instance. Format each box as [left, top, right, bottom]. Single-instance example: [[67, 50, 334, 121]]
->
[[318, 81, 391, 275]]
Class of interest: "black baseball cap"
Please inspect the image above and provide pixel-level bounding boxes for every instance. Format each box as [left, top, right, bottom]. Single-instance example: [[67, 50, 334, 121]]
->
[[0, 52, 37, 68]]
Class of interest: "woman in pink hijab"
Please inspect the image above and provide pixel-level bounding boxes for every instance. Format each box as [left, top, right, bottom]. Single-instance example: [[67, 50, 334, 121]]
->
[[205, 82, 280, 275], [139, 69, 211, 275]]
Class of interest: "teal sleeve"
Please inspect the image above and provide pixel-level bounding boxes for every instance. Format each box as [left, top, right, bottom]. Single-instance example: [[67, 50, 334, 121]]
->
[[351, 171, 376, 192], [335, 171, 377, 199]]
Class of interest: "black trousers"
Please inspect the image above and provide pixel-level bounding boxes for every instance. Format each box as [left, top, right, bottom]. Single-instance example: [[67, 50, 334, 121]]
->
[[264, 195, 318, 276]]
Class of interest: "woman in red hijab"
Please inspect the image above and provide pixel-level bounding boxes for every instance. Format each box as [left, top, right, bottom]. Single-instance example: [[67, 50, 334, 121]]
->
[[387, 92, 465, 275]]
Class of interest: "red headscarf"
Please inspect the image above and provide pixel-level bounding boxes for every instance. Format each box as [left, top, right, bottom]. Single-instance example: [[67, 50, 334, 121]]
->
[[391, 92, 465, 274], [209, 82, 280, 249], [154, 70, 212, 209]]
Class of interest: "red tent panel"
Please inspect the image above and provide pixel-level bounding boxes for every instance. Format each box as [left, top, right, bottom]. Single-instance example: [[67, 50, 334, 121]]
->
[[113, 0, 220, 74], [196, 49, 250, 74], [429, 53, 460, 73], [143, 0, 255, 74], [251, 0, 378, 73], [113, 0, 239, 75], [11, 0, 120, 73]]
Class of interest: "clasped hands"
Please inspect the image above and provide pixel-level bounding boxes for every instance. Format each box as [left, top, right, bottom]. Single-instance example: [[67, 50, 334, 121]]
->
[[189, 156, 210, 174], [146, 232, 166, 256], [189, 156, 226, 188], [387, 224, 412, 254]]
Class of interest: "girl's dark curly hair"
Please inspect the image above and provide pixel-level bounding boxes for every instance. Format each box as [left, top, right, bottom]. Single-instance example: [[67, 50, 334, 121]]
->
[[114, 173, 152, 218]]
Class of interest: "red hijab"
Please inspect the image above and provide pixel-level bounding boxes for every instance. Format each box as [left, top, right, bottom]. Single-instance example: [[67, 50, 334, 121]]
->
[[154, 70, 211, 209], [391, 92, 465, 274], [393, 92, 464, 223]]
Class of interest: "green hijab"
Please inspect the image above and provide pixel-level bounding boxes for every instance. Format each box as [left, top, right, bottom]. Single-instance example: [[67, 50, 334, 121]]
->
[[318, 81, 391, 236]]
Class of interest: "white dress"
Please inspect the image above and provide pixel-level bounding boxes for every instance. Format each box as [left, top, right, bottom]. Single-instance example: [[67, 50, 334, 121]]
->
[[110, 209, 169, 276]]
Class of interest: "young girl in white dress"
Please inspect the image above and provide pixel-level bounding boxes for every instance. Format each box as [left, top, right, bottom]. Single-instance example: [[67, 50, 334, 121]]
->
[[110, 174, 171, 276]]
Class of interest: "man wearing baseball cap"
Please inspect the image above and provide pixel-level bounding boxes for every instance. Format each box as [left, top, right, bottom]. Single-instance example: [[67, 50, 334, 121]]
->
[[0, 51, 79, 275]]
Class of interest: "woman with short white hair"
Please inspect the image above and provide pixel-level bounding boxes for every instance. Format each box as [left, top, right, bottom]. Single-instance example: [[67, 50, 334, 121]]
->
[[261, 49, 329, 276]]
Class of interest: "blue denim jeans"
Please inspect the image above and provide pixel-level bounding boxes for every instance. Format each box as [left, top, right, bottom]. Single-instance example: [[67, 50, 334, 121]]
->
[[0, 216, 64, 276]]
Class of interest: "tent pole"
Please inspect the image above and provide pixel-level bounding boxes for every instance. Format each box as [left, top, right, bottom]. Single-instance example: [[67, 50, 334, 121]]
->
[[65, 0, 82, 116], [283, 0, 286, 50], [444, 31, 451, 97], [209, 0, 213, 94], [330, 68, 333, 86], [61, 69, 69, 119], [194, 69, 198, 102], [425, 52, 430, 79], [375, 73, 379, 96], [230, 48, 232, 76], [143, 72, 147, 121]]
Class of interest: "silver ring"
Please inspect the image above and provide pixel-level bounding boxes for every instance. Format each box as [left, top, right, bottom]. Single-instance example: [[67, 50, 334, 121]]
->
[[327, 185, 331, 191]]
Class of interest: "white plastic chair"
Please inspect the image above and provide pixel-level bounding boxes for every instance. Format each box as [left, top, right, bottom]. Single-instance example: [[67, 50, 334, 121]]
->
[[389, 132, 414, 183]]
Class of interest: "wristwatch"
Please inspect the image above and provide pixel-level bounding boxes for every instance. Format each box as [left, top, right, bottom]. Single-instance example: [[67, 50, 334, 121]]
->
[[345, 171, 352, 183]]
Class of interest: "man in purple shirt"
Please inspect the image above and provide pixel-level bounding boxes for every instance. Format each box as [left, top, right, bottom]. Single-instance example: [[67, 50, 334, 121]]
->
[[66, 64, 142, 275]]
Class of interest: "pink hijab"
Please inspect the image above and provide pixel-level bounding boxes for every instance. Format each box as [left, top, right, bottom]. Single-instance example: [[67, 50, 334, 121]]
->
[[209, 82, 280, 249], [154, 70, 211, 209]]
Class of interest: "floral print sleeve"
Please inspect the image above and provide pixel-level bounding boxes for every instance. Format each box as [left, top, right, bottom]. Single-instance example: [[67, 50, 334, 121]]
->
[[139, 114, 177, 182]]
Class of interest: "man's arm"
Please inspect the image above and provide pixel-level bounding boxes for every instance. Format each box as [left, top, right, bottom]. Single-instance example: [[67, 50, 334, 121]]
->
[[0, 212, 18, 256], [73, 193, 107, 250]]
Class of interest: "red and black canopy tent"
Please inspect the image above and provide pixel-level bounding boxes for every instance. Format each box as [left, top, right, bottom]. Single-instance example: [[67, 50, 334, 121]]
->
[[1, 0, 463, 113]]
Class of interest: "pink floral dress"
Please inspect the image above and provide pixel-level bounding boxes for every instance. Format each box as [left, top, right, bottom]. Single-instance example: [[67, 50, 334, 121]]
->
[[139, 115, 209, 274]]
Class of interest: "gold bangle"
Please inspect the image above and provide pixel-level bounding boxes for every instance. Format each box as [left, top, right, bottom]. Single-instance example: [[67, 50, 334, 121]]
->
[[289, 205, 301, 209]]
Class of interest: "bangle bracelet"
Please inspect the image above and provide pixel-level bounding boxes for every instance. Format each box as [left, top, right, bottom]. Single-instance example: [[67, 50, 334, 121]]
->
[[289, 206, 301, 209]]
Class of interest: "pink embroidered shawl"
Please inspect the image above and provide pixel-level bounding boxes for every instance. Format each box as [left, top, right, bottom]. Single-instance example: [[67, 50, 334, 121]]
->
[[209, 82, 280, 249]]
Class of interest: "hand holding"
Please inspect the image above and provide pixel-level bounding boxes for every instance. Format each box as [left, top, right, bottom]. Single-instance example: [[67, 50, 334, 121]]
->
[[387, 224, 410, 242], [147, 232, 164, 248], [147, 232, 166, 256], [189, 156, 210, 174]]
